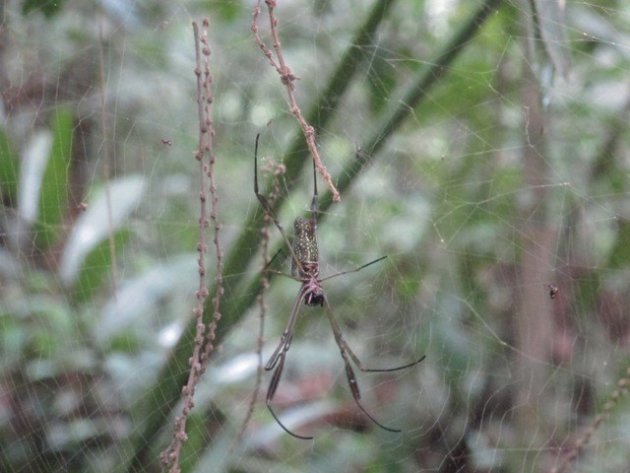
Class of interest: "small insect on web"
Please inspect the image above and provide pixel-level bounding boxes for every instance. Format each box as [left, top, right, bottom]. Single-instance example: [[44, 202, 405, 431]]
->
[[254, 134, 425, 439]]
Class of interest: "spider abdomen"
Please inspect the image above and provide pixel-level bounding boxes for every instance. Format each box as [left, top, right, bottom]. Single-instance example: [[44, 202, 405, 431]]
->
[[291, 216, 319, 277]]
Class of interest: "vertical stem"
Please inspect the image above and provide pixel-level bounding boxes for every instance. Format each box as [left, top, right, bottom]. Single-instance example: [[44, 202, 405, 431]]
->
[[160, 19, 221, 473], [98, 21, 118, 295], [252, 0, 340, 202], [514, 3, 555, 470]]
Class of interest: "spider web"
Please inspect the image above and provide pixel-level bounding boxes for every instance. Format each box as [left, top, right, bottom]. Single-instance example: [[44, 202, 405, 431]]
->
[[1, 0, 630, 472]]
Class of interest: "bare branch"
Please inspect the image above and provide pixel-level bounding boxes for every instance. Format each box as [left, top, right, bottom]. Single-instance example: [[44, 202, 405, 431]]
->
[[160, 18, 223, 472], [252, 0, 340, 202], [549, 366, 630, 473], [234, 157, 286, 445]]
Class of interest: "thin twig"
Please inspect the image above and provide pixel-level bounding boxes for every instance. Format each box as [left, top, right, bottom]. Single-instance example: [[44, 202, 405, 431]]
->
[[200, 17, 225, 370], [251, 0, 340, 202], [549, 366, 630, 473], [98, 21, 118, 296], [234, 158, 286, 445], [160, 19, 220, 473]]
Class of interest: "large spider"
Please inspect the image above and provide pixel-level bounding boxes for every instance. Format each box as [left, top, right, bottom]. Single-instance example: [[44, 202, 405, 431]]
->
[[254, 135, 425, 439]]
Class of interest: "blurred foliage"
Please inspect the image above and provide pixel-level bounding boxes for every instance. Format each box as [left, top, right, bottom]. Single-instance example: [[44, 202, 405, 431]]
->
[[1, 0, 630, 473], [34, 106, 73, 248], [21, 0, 68, 18]]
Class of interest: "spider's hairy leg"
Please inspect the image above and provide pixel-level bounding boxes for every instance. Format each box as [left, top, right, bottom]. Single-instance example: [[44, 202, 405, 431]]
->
[[342, 357, 401, 433], [264, 286, 313, 440], [265, 286, 305, 371], [328, 302, 426, 372], [309, 158, 319, 217], [320, 255, 389, 283], [266, 355, 314, 440], [323, 299, 424, 432], [254, 134, 304, 274]]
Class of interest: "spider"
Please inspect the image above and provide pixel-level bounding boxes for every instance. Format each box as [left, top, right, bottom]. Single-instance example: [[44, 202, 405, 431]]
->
[[254, 134, 425, 439]]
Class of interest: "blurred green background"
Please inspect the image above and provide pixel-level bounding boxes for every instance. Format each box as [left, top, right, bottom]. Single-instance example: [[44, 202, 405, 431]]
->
[[1, 0, 630, 472]]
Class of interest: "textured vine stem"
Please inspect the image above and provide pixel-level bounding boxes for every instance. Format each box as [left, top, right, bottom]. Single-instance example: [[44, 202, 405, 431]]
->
[[200, 20, 225, 378], [234, 158, 285, 446], [159, 19, 222, 473], [549, 366, 630, 473], [252, 0, 340, 202]]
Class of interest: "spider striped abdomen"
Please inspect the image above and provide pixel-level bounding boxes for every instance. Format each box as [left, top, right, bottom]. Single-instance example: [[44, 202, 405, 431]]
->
[[291, 216, 319, 278]]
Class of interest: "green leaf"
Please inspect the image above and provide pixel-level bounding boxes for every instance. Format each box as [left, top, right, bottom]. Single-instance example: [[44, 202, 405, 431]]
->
[[608, 219, 630, 270], [35, 107, 73, 249], [72, 230, 130, 304], [59, 175, 146, 301], [0, 126, 19, 206], [0, 314, 27, 370], [21, 0, 67, 17]]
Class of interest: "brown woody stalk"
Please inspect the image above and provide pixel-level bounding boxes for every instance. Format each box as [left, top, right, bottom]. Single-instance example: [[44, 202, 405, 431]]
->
[[160, 19, 223, 473], [549, 366, 630, 473], [234, 159, 286, 445], [252, 0, 340, 202], [199, 23, 225, 370]]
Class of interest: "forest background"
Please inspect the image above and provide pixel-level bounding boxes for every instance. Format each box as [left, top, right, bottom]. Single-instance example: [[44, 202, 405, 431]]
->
[[1, 1, 630, 472]]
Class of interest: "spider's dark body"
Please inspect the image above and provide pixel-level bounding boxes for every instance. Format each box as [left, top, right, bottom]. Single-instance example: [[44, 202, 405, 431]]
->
[[292, 217, 318, 270], [292, 216, 325, 307]]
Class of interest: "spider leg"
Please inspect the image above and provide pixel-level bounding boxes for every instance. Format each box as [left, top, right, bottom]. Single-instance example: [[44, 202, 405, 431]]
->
[[319, 255, 389, 283], [265, 286, 313, 440], [323, 299, 424, 432], [342, 359, 401, 433], [309, 158, 319, 218], [254, 134, 305, 274], [265, 285, 306, 371]]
